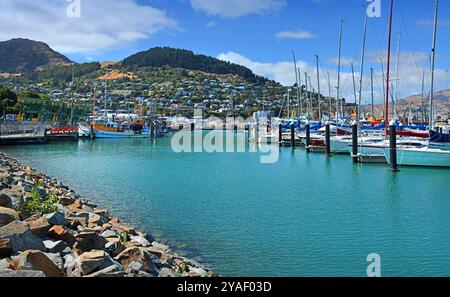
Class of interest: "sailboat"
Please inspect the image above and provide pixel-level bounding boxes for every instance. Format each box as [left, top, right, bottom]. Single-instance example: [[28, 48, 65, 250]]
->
[[384, 0, 450, 167]]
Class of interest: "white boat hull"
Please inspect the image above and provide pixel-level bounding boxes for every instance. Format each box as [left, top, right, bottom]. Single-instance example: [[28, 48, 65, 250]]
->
[[385, 147, 450, 167]]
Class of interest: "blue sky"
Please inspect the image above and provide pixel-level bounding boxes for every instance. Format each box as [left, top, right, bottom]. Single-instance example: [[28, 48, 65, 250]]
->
[[1, 0, 450, 101]]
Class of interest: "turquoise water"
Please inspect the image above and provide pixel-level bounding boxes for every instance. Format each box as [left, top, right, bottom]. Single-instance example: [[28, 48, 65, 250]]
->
[[2, 132, 450, 277]]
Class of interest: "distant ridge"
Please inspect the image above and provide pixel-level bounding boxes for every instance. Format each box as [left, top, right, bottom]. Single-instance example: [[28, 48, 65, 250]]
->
[[121, 47, 268, 84], [0, 38, 72, 73]]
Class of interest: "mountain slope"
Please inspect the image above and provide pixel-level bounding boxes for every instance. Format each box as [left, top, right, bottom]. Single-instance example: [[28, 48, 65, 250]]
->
[[0, 38, 72, 73], [122, 47, 268, 84]]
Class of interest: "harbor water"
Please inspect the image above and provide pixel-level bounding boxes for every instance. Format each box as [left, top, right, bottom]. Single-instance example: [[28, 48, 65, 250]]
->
[[2, 132, 450, 276]]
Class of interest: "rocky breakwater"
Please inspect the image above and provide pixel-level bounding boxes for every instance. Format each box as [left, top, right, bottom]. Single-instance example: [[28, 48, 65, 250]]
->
[[0, 152, 215, 277]]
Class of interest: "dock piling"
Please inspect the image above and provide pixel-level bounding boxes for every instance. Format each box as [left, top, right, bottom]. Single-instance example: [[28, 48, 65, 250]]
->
[[325, 122, 331, 156], [278, 124, 282, 146], [290, 124, 295, 148], [352, 121, 358, 163], [389, 121, 399, 172], [305, 123, 311, 153]]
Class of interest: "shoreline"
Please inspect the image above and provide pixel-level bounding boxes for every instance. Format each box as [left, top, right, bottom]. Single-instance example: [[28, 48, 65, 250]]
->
[[0, 152, 215, 277]]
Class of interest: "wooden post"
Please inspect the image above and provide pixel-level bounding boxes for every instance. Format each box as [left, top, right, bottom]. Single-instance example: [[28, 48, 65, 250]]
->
[[325, 122, 331, 156], [190, 122, 195, 132], [352, 121, 358, 163], [389, 121, 399, 171], [305, 123, 311, 153]]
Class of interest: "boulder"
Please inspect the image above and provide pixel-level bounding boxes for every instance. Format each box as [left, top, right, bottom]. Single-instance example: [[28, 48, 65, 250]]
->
[[14, 250, 65, 277], [0, 269, 45, 277], [0, 221, 46, 253], [77, 250, 118, 275], [188, 266, 208, 277], [44, 212, 67, 226], [73, 232, 106, 253], [29, 217, 51, 238], [87, 213, 108, 226], [0, 194, 12, 209], [0, 207, 20, 227], [115, 247, 163, 276], [43, 240, 68, 253], [158, 267, 182, 277], [44, 252, 64, 271], [105, 240, 125, 257], [129, 235, 151, 247], [63, 253, 82, 277], [101, 230, 118, 239], [48, 225, 76, 247], [0, 258, 13, 270], [84, 265, 125, 277], [0, 238, 12, 258], [152, 241, 170, 252]]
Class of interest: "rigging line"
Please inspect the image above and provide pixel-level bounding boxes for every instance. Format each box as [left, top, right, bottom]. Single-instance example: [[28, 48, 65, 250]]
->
[[398, 3, 433, 92]]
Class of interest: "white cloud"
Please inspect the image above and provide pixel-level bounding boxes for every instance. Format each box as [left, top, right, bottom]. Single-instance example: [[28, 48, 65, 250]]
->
[[275, 30, 315, 39], [190, 0, 286, 18], [329, 57, 358, 67], [0, 0, 178, 54], [217, 51, 449, 103]]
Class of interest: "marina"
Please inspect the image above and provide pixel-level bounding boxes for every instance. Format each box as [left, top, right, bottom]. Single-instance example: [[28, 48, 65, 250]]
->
[[3, 133, 450, 276], [1, 0, 450, 282]]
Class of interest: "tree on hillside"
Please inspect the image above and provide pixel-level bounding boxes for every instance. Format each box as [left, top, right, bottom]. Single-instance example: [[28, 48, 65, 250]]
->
[[0, 86, 18, 115]]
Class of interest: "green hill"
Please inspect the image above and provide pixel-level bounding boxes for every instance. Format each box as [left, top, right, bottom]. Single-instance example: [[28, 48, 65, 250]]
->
[[122, 47, 268, 84]]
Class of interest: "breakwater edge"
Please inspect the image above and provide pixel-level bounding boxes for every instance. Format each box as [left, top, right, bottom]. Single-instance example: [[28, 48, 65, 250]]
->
[[0, 152, 215, 277]]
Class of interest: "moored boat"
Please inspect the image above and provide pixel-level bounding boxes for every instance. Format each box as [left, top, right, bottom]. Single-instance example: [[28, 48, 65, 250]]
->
[[385, 146, 450, 167]]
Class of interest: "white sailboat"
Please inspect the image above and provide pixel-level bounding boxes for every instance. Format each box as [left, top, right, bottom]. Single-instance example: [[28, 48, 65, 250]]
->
[[387, 0, 450, 167]]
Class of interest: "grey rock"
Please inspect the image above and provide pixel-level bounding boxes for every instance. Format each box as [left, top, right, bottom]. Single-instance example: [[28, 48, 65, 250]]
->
[[44, 212, 67, 226], [152, 241, 170, 252], [0, 221, 46, 253], [101, 230, 117, 238], [74, 232, 106, 253], [158, 267, 182, 277], [126, 261, 143, 273], [0, 258, 12, 270], [43, 240, 68, 253], [130, 235, 151, 247], [44, 253, 64, 271], [16, 270, 46, 277], [0, 194, 12, 209], [84, 265, 125, 277], [0, 207, 20, 227], [77, 250, 118, 275], [0, 269, 45, 277]]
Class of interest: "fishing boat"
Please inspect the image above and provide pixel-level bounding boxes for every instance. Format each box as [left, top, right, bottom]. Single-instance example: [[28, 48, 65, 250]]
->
[[79, 116, 150, 138]]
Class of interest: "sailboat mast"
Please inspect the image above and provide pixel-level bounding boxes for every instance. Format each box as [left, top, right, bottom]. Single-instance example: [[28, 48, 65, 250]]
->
[[304, 72, 308, 117], [358, 14, 368, 125], [351, 63, 357, 106], [104, 77, 108, 118], [336, 19, 344, 119], [371, 68, 375, 119], [421, 69, 425, 123], [394, 33, 401, 119], [316, 55, 321, 121], [327, 72, 332, 118], [384, 0, 394, 135], [298, 67, 302, 117], [292, 52, 301, 118], [429, 0, 439, 128]]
